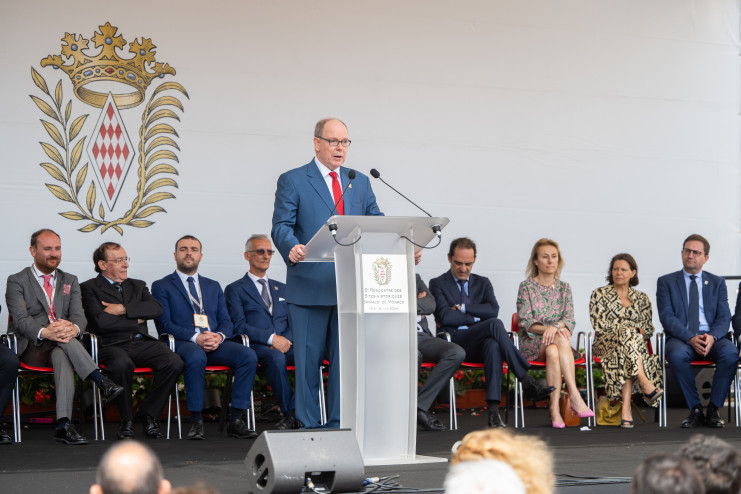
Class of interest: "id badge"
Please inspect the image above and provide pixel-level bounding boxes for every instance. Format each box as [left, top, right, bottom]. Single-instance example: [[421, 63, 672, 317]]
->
[[193, 314, 209, 328]]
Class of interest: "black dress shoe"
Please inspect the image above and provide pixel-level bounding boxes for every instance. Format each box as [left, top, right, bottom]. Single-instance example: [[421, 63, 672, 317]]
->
[[54, 422, 88, 445], [99, 377, 124, 405], [275, 414, 301, 430], [705, 405, 725, 428], [488, 409, 506, 428], [0, 428, 12, 444], [187, 421, 205, 440], [227, 418, 258, 439], [117, 420, 134, 439], [139, 414, 163, 439], [681, 406, 705, 428], [417, 409, 446, 431], [522, 379, 556, 403]]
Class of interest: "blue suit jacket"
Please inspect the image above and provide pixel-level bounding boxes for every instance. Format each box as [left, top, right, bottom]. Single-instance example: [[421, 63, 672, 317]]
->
[[656, 270, 731, 343], [151, 272, 234, 342], [271, 160, 383, 306], [225, 274, 290, 345], [428, 271, 499, 334]]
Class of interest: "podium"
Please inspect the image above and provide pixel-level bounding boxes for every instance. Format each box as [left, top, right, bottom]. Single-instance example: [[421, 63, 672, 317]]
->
[[303, 215, 449, 466]]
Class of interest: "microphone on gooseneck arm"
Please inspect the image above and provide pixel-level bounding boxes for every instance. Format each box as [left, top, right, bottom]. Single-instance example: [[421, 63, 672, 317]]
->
[[327, 169, 356, 236], [369, 168, 441, 237]]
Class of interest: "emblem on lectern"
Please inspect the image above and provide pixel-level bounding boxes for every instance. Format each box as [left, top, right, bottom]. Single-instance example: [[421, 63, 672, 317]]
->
[[371, 257, 392, 286]]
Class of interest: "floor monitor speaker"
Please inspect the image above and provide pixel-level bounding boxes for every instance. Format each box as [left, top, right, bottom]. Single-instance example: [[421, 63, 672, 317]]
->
[[244, 429, 365, 494]]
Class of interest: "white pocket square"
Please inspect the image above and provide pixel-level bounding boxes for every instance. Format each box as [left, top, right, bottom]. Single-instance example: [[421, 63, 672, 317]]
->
[[279, 297, 285, 302]]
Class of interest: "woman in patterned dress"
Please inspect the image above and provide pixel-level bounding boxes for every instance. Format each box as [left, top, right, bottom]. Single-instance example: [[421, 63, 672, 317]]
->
[[589, 253, 662, 428], [517, 238, 594, 428]]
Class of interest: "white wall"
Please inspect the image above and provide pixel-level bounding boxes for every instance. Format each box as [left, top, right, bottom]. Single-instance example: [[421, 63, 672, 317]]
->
[[0, 0, 739, 335]]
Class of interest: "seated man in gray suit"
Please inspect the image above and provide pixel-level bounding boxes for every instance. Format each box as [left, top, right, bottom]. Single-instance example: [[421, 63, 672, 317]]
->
[[5, 229, 123, 445], [415, 252, 465, 431]]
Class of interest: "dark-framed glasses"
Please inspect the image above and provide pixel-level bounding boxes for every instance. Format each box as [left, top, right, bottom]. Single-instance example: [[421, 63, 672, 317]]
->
[[681, 248, 704, 257], [106, 257, 130, 264], [248, 249, 275, 256], [316, 136, 351, 147]]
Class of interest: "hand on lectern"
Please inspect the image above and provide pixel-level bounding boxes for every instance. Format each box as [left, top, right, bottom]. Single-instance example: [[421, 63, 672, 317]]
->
[[289, 244, 306, 264]]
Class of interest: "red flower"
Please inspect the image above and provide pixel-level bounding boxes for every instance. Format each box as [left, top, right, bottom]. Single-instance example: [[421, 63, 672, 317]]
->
[[34, 389, 46, 404]]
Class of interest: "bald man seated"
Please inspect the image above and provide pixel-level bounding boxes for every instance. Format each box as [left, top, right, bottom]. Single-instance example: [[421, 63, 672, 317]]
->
[[90, 440, 171, 494]]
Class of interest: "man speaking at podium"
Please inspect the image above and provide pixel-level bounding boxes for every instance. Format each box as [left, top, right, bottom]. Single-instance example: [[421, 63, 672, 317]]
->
[[272, 118, 382, 429]]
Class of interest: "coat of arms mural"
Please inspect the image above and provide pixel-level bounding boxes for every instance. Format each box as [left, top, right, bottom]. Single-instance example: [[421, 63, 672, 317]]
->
[[31, 22, 187, 234]]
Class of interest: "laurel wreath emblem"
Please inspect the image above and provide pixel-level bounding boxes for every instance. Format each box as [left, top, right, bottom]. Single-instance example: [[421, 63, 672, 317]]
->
[[30, 67, 187, 234]]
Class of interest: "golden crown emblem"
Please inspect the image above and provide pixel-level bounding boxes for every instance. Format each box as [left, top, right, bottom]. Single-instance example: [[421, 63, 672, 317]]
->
[[40, 22, 175, 109]]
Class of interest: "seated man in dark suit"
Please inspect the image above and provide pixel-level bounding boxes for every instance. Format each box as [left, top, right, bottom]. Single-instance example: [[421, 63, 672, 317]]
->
[[81, 242, 184, 439], [152, 235, 258, 440], [429, 237, 554, 428], [415, 252, 465, 431], [0, 305, 19, 444], [657, 233, 738, 428], [6, 229, 122, 445], [225, 234, 299, 430]]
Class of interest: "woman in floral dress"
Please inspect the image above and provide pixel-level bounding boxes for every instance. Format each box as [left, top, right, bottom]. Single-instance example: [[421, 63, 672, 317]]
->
[[517, 238, 593, 428], [589, 253, 662, 428]]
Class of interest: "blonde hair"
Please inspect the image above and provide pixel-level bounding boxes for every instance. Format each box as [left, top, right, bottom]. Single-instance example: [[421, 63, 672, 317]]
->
[[526, 238, 564, 279], [452, 429, 554, 494]]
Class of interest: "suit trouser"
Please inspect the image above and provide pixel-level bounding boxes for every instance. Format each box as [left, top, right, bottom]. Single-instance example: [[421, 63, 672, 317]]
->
[[175, 340, 258, 412], [252, 344, 295, 413], [449, 318, 530, 402], [22, 338, 99, 420], [99, 339, 184, 421], [666, 336, 739, 410], [0, 345, 19, 416], [417, 332, 465, 411], [288, 303, 339, 429]]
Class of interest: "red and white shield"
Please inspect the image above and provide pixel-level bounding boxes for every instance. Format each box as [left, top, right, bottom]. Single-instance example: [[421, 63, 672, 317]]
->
[[86, 92, 135, 210]]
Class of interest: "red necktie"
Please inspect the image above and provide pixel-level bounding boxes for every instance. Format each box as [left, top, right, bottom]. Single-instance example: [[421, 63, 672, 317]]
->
[[42, 274, 56, 321], [329, 171, 344, 215]]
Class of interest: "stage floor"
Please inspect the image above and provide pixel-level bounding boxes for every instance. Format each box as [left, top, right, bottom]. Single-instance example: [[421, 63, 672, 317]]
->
[[2, 405, 741, 494]]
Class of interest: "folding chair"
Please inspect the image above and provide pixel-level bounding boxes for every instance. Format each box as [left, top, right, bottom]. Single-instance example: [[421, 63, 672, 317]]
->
[[90, 333, 181, 439], [511, 313, 592, 428], [656, 330, 739, 427]]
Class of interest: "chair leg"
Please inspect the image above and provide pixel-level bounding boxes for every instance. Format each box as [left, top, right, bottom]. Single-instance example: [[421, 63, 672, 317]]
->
[[247, 391, 256, 431], [514, 376, 524, 428], [12, 376, 20, 443], [95, 387, 105, 441], [736, 368, 741, 427], [319, 366, 327, 425], [660, 357, 667, 427], [448, 376, 457, 430]]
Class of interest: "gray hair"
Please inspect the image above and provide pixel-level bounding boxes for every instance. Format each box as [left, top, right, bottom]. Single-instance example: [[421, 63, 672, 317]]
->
[[245, 234, 270, 252]]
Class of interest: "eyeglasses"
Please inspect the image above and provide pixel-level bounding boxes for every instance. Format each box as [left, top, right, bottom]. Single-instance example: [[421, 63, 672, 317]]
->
[[248, 249, 275, 256], [106, 257, 130, 264], [316, 136, 351, 147], [682, 249, 704, 257]]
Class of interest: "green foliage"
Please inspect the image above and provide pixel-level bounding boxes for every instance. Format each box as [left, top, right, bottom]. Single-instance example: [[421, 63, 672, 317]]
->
[[19, 375, 55, 406]]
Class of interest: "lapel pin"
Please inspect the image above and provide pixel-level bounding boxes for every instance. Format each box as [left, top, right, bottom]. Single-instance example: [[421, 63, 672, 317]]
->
[[274, 286, 279, 291], [704, 280, 708, 285]]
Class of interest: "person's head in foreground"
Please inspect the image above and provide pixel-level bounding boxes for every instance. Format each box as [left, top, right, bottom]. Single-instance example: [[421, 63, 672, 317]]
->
[[451, 428, 554, 494], [630, 453, 704, 494], [90, 440, 171, 494], [445, 458, 525, 494]]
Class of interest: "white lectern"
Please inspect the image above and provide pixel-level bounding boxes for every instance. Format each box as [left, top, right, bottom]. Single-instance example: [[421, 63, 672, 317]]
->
[[302, 215, 449, 466]]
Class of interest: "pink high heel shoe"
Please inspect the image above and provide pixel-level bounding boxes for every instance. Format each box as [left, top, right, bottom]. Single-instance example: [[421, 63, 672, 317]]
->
[[570, 403, 595, 418], [551, 421, 566, 429]]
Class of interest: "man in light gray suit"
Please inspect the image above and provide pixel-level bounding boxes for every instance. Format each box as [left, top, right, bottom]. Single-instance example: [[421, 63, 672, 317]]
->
[[5, 229, 123, 444]]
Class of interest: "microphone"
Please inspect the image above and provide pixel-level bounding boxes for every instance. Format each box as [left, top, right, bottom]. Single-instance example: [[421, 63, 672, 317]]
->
[[369, 168, 441, 237], [327, 169, 356, 236]]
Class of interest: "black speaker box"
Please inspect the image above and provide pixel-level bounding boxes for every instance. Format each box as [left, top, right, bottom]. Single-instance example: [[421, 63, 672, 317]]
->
[[244, 429, 365, 494]]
